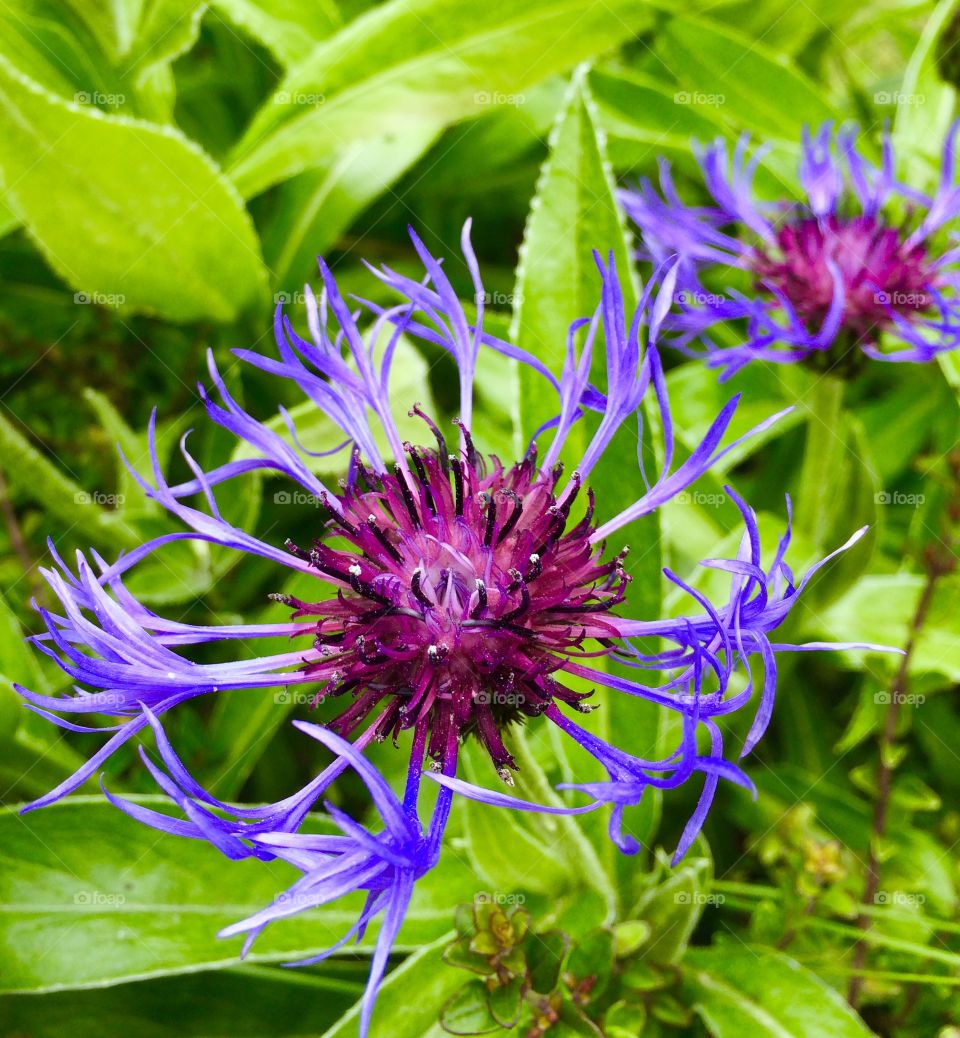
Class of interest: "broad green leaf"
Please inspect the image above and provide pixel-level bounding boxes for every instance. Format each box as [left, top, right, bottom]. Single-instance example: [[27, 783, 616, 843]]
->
[[0, 0, 203, 120], [228, 0, 655, 198], [213, 0, 342, 66], [657, 17, 839, 139], [319, 933, 462, 1038], [0, 796, 477, 993], [0, 54, 267, 322], [813, 574, 960, 682], [683, 946, 874, 1038], [511, 67, 638, 448], [264, 126, 441, 289], [0, 964, 363, 1038], [416, 78, 566, 200]]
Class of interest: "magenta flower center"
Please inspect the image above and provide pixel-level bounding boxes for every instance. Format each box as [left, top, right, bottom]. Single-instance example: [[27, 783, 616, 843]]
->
[[280, 416, 629, 779], [752, 214, 936, 339]]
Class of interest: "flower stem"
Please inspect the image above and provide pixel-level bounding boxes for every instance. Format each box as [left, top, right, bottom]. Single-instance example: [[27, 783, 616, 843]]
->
[[796, 374, 847, 550]]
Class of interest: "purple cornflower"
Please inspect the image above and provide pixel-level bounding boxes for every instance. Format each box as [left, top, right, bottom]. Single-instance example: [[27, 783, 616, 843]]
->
[[17, 225, 894, 1029], [619, 121, 960, 378]]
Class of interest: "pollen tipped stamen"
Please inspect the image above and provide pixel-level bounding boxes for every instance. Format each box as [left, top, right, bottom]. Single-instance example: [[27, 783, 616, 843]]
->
[[405, 445, 437, 514], [319, 493, 359, 537], [410, 569, 434, 610], [471, 578, 488, 619], [452, 417, 479, 474], [411, 404, 449, 474], [366, 514, 403, 564]]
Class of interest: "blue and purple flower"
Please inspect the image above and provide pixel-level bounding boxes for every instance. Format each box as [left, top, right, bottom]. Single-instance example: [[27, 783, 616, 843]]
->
[[619, 121, 960, 377], [17, 225, 892, 1033]]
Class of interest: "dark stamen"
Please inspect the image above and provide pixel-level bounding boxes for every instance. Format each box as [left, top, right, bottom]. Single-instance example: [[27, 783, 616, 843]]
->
[[411, 569, 433, 610], [495, 490, 523, 544], [481, 492, 496, 546], [320, 494, 359, 537], [450, 455, 464, 516], [366, 514, 403, 564], [471, 578, 488, 618], [453, 418, 478, 473], [393, 465, 421, 528], [411, 405, 449, 473], [406, 445, 437, 514], [284, 538, 311, 562]]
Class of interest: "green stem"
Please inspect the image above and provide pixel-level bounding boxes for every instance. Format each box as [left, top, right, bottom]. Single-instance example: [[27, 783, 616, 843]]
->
[[796, 374, 846, 550]]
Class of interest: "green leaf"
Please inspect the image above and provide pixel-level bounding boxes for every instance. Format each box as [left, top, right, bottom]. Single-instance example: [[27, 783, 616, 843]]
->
[[264, 127, 441, 289], [0, 797, 476, 993], [212, 0, 342, 66], [633, 853, 712, 966], [0, 54, 267, 322], [0, 963, 363, 1037], [228, 0, 654, 198], [588, 67, 727, 171], [320, 933, 463, 1038], [658, 16, 839, 139], [441, 980, 503, 1034], [511, 66, 638, 449], [814, 574, 960, 682], [0, 0, 203, 119], [682, 945, 875, 1038]]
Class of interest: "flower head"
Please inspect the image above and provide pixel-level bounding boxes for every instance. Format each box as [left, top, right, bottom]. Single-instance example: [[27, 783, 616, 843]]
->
[[620, 120, 960, 377], [17, 224, 895, 1021]]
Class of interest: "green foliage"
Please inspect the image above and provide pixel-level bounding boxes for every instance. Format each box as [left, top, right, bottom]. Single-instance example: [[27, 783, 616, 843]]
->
[[2, 1, 960, 1036]]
